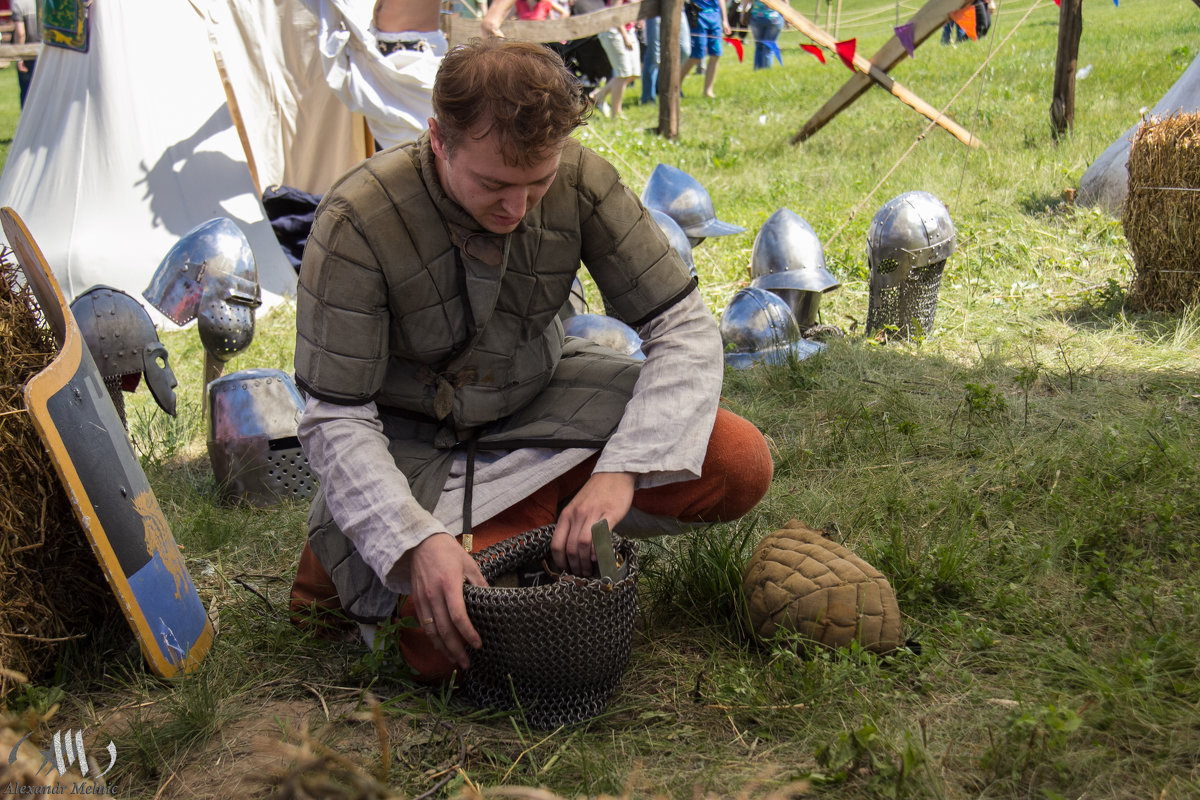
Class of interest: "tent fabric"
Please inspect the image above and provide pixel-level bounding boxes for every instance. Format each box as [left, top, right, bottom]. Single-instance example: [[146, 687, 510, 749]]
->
[[302, 0, 442, 150], [1078, 55, 1200, 216], [0, 0, 368, 326], [200, 0, 369, 195]]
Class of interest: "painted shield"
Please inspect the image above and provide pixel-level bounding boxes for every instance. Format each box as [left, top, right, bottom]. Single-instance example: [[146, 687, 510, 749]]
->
[[1, 207, 214, 678]]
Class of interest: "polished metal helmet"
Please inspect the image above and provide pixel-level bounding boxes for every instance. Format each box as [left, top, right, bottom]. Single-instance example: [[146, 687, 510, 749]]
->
[[749, 208, 840, 329], [720, 287, 825, 369], [144, 218, 262, 352], [866, 191, 956, 338], [207, 368, 316, 507], [557, 275, 590, 321], [69, 285, 178, 417], [562, 313, 646, 360], [641, 163, 745, 245], [648, 208, 697, 281]]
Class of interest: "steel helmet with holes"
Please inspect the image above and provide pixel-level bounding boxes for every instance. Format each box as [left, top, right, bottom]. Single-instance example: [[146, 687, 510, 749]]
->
[[866, 191, 956, 338], [562, 313, 645, 360], [719, 287, 825, 369], [144, 217, 262, 360], [648, 208, 697, 281], [749, 208, 840, 329], [70, 285, 178, 419], [640, 163, 744, 245], [207, 368, 316, 507]]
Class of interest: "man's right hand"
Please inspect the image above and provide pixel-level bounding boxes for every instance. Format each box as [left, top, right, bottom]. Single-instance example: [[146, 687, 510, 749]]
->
[[480, 0, 515, 37], [403, 532, 486, 670]]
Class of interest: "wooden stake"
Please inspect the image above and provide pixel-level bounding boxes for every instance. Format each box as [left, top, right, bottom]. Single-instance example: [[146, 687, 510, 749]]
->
[[658, 0, 682, 139], [1050, 0, 1083, 140]]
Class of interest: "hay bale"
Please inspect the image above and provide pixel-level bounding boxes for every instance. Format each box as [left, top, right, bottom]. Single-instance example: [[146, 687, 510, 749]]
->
[[0, 249, 123, 700], [1123, 112, 1200, 313]]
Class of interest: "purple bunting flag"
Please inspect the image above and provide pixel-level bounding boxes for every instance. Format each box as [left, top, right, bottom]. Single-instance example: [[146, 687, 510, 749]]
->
[[894, 22, 916, 60]]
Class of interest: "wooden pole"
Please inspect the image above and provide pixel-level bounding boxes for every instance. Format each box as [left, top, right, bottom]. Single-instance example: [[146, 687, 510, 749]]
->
[[834, 0, 843, 39], [764, 0, 980, 147], [794, 0, 971, 145], [658, 0, 682, 139], [1050, 0, 1083, 140]]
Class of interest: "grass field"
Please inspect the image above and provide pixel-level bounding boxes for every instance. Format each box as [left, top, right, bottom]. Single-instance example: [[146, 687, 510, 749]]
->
[[2, 1, 1199, 798]]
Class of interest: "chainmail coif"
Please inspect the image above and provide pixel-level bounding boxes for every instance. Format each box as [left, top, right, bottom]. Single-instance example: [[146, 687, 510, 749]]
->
[[462, 524, 638, 728]]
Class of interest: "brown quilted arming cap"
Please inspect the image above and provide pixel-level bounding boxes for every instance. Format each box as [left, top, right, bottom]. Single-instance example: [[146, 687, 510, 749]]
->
[[743, 520, 904, 653]]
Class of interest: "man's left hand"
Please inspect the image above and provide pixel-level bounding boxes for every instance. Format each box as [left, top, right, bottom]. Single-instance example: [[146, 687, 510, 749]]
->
[[553, 472, 635, 576]]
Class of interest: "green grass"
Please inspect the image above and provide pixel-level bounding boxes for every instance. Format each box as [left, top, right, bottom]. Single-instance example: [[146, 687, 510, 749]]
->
[[3, 2, 1200, 798]]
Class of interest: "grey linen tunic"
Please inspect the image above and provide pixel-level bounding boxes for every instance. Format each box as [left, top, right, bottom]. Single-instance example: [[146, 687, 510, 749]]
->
[[300, 289, 723, 596]]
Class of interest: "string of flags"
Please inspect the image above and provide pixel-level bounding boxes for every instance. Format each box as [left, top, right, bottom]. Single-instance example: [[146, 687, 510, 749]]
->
[[789, 0, 1117, 73], [723, 36, 745, 61]]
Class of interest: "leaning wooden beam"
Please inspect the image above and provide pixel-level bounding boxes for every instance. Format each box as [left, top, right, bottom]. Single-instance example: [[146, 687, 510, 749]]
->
[[443, 0, 661, 47], [0, 43, 41, 59], [793, 0, 976, 145], [761, 0, 980, 148]]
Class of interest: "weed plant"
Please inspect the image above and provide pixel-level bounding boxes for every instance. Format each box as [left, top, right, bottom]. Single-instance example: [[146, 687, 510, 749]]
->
[[2, 1, 1199, 798]]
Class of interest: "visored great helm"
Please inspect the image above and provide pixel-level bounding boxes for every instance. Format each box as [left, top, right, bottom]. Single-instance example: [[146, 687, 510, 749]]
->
[[720, 287, 825, 370], [648, 208, 697, 281], [866, 191, 956, 338], [641, 163, 745, 246], [70, 285, 178, 419], [144, 217, 262, 360], [562, 314, 646, 360], [749, 208, 840, 329], [207, 368, 315, 507]]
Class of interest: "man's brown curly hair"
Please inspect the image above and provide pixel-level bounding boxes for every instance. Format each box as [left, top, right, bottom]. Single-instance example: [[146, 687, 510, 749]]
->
[[433, 38, 590, 167]]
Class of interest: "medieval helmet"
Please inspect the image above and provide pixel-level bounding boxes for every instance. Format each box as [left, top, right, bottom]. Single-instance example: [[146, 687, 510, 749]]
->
[[144, 217, 262, 359], [865, 191, 956, 338], [69, 285, 178, 416], [720, 287, 825, 369], [648, 208, 697, 281], [562, 313, 646, 360], [749, 208, 840, 329], [207, 368, 316, 507], [641, 163, 744, 246]]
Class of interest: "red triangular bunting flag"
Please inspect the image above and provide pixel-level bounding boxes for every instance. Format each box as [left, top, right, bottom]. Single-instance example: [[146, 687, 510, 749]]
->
[[894, 22, 916, 60], [723, 36, 744, 62], [1052, 0, 1061, 5], [948, 5, 977, 40], [835, 38, 856, 71], [800, 43, 826, 64]]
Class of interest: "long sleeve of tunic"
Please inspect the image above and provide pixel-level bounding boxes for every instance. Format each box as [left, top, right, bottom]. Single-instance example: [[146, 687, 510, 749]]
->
[[298, 289, 721, 595]]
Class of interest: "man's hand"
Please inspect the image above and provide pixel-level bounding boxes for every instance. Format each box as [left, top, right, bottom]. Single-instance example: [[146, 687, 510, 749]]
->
[[553, 472, 635, 576], [404, 532, 487, 670]]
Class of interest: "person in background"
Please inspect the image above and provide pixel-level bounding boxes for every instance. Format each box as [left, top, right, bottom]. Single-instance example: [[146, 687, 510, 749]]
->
[[748, 0, 785, 70], [516, 0, 570, 21], [680, 0, 730, 99], [288, 39, 773, 680], [372, 0, 447, 57], [11, 0, 39, 109], [590, 0, 640, 118], [640, 6, 691, 106]]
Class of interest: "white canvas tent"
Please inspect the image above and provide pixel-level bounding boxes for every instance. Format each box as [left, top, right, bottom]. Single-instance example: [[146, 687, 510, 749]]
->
[[0, 0, 372, 325], [1078, 55, 1200, 217]]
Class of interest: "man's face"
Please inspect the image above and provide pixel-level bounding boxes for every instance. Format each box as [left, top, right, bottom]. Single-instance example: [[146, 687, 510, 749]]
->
[[429, 118, 562, 235]]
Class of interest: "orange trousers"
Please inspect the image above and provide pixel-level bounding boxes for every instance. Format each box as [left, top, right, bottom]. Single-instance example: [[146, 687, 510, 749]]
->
[[290, 408, 773, 680]]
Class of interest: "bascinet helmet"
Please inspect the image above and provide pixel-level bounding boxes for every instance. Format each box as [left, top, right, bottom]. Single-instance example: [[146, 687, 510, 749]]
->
[[865, 191, 956, 338], [720, 287, 825, 369], [648, 208, 697, 281], [641, 163, 745, 246], [207, 368, 315, 507], [70, 285, 178, 418], [749, 208, 840, 329], [144, 217, 262, 360], [562, 314, 646, 360]]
